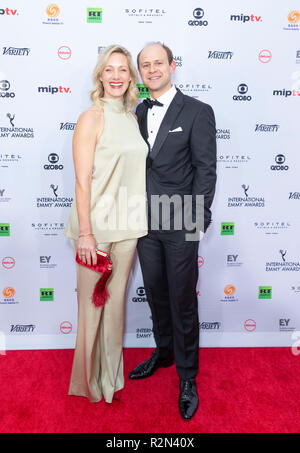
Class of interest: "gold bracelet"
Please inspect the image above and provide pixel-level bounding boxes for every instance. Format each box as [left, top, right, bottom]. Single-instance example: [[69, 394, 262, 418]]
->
[[79, 233, 94, 238]]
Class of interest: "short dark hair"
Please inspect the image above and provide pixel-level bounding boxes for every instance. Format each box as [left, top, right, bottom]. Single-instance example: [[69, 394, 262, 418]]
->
[[137, 42, 174, 68]]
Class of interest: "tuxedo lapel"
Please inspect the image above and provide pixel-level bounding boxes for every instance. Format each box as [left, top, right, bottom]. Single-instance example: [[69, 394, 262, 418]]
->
[[138, 103, 149, 143], [150, 89, 184, 161]]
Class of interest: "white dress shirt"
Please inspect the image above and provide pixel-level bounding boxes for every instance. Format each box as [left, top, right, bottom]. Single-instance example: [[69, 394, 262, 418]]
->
[[147, 85, 177, 149]]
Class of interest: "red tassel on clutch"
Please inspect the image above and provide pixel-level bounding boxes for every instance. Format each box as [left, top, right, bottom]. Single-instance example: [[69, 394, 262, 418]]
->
[[75, 249, 113, 307]]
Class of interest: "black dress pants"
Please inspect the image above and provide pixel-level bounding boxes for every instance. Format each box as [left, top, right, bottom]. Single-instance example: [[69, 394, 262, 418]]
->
[[137, 229, 199, 380]]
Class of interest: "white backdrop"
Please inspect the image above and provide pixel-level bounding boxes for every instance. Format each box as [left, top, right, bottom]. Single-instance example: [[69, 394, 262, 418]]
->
[[1, 0, 300, 350]]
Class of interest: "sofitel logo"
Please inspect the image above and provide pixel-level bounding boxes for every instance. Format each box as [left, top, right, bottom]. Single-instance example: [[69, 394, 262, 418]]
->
[[266, 250, 300, 272], [227, 185, 265, 207], [254, 221, 291, 235]]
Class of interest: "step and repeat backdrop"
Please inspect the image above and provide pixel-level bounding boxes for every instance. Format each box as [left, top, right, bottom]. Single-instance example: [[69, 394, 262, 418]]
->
[[1, 0, 300, 350]]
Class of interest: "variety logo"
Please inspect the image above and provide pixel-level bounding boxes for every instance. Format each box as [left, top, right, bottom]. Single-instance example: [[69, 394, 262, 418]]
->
[[132, 287, 147, 303], [283, 10, 300, 31], [289, 192, 300, 200], [2, 256, 15, 269], [199, 322, 221, 330], [244, 319, 256, 332], [208, 50, 233, 59], [137, 83, 150, 99], [255, 123, 279, 132], [221, 222, 234, 235], [0, 7, 18, 15], [0, 223, 10, 236], [0, 80, 15, 98], [270, 154, 289, 171], [60, 122, 76, 131], [266, 250, 300, 272], [0, 113, 34, 138], [258, 286, 272, 299], [43, 4, 63, 25], [57, 46, 71, 60], [38, 85, 71, 94], [188, 8, 208, 26], [227, 185, 265, 207], [258, 49, 272, 63], [230, 13, 262, 23], [233, 83, 252, 101], [3, 47, 30, 56], [40, 288, 54, 301], [10, 325, 35, 332], [44, 153, 63, 170], [36, 185, 73, 208], [60, 321, 72, 334], [87, 8, 102, 23]]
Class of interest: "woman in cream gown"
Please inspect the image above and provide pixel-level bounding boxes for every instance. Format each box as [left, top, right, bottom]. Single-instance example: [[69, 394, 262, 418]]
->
[[64, 45, 148, 403]]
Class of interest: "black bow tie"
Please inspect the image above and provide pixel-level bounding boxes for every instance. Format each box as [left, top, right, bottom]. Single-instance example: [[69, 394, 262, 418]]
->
[[143, 98, 164, 109]]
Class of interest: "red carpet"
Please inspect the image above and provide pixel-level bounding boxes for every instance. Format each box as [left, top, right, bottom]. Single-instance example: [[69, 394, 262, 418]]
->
[[0, 347, 299, 433]]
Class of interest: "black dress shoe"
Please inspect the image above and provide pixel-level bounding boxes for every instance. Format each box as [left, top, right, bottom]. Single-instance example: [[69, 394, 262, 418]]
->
[[178, 379, 199, 420], [128, 350, 174, 380]]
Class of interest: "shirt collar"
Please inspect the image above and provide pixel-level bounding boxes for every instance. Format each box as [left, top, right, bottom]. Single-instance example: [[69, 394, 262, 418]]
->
[[152, 85, 177, 108]]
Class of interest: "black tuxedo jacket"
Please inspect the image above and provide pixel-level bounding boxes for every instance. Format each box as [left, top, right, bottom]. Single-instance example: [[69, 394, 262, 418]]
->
[[136, 88, 217, 233]]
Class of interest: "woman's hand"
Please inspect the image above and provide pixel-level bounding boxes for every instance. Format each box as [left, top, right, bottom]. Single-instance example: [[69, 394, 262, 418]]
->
[[77, 234, 98, 266]]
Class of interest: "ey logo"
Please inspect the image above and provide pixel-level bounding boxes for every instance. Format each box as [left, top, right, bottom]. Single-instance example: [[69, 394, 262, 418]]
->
[[40, 288, 54, 301]]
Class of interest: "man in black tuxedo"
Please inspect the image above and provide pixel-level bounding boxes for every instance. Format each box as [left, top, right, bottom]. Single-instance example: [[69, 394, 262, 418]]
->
[[129, 42, 217, 420]]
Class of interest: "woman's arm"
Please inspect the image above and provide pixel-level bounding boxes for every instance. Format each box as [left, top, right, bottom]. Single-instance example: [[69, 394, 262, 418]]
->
[[72, 108, 104, 265]]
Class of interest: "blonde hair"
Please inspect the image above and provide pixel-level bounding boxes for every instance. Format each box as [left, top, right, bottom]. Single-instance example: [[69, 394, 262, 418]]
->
[[90, 45, 139, 111]]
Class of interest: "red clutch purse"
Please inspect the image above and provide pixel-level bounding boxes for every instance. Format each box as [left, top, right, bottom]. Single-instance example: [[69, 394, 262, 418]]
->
[[75, 249, 113, 307]]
